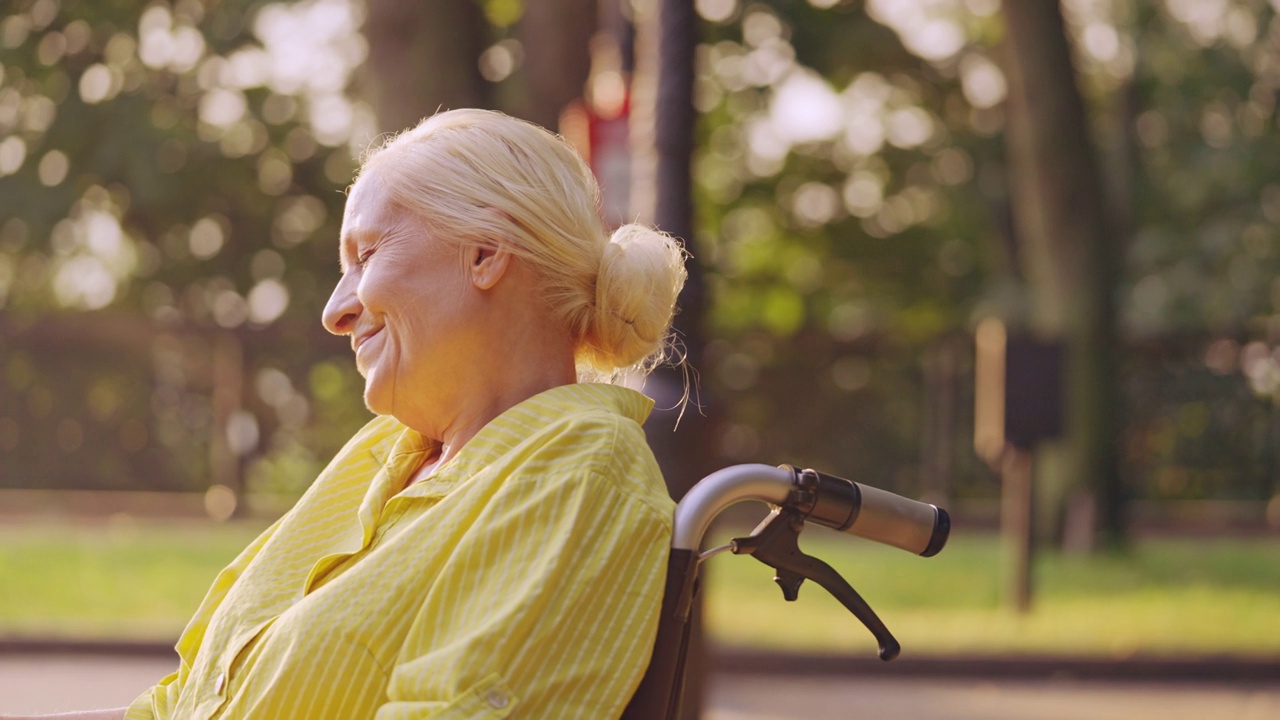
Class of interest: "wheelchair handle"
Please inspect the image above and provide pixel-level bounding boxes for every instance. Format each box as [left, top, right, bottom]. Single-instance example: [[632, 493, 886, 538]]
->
[[672, 464, 949, 557], [625, 464, 950, 718]]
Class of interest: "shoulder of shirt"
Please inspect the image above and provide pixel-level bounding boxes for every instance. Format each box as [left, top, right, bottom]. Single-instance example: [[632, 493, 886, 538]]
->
[[335, 414, 406, 464], [518, 407, 675, 528]]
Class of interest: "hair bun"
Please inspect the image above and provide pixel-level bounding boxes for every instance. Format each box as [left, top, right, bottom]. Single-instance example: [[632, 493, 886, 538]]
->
[[580, 224, 688, 375]]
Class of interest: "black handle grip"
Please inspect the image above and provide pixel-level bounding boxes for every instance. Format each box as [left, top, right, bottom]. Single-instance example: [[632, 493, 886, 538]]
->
[[786, 466, 951, 557]]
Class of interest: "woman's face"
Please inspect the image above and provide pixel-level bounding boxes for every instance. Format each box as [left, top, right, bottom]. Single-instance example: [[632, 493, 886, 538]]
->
[[322, 173, 485, 422]]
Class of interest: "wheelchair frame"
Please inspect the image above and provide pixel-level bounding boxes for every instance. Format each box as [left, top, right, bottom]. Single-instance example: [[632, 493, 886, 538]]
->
[[621, 463, 951, 720]]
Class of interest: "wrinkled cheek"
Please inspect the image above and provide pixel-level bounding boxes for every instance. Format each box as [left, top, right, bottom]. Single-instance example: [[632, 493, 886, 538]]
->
[[358, 336, 397, 414], [361, 366, 388, 414], [392, 339, 423, 406], [393, 320, 433, 381], [384, 332, 414, 410]]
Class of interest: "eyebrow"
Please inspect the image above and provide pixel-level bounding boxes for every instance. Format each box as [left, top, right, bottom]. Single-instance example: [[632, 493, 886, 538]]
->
[[337, 229, 365, 273]]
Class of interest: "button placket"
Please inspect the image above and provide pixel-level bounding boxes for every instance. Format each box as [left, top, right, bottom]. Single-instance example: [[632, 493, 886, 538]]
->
[[485, 689, 509, 709]]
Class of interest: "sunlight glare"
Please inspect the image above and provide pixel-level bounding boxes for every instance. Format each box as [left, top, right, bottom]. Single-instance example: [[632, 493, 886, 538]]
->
[[0, 136, 27, 176], [199, 87, 248, 127], [53, 256, 117, 310], [189, 217, 226, 260], [769, 70, 843, 145], [248, 279, 290, 324], [867, 0, 968, 63], [959, 53, 1006, 109], [78, 63, 119, 104], [885, 107, 933, 149]]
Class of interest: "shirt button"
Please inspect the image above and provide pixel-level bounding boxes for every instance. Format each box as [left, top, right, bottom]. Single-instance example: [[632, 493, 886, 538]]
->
[[485, 690, 508, 709], [214, 671, 227, 694]]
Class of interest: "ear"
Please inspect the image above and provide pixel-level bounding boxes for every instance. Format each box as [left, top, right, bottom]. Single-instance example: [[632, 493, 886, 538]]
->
[[467, 242, 512, 291]]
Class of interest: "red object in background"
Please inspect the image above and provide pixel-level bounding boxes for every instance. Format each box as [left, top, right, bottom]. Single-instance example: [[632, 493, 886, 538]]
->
[[587, 84, 631, 229]]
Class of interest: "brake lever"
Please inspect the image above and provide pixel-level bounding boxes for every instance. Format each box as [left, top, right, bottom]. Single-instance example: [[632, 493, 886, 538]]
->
[[730, 508, 901, 661]]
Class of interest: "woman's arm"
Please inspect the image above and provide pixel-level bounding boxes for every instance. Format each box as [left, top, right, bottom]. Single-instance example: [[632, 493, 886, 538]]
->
[[1, 709, 127, 720]]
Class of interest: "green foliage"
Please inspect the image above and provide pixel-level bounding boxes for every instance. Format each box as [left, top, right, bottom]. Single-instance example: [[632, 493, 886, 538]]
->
[[0, 0, 372, 491], [3, 0, 1280, 507], [1121, 3, 1280, 333], [690, 1, 1280, 503], [482, 0, 524, 29], [690, 2, 1001, 492]]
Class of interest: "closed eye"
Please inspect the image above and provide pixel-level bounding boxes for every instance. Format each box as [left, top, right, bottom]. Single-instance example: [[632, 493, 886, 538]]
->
[[341, 248, 373, 273]]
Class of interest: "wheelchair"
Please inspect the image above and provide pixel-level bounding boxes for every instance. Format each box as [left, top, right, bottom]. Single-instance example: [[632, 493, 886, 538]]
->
[[621, 464, 951, 720]]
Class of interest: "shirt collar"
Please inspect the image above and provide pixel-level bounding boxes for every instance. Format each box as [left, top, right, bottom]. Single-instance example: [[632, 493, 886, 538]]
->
[[371, 382, 655, 481], [447, 382, 653, 475]]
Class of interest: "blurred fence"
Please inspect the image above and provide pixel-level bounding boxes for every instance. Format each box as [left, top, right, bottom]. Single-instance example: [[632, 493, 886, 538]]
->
[[0, 311, 364, 500], [2, 313, 1279, 530]]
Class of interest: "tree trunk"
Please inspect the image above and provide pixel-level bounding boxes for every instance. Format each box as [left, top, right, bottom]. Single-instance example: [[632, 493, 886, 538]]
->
[[630, 0, 710, 498], [362, 0, 490, 133], [631, 1, 712, 718], [516, 0, 597, 129], [1000, 1, 1125, 549]]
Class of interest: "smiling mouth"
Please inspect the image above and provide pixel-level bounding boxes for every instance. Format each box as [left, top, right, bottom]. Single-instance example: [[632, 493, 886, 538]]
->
[[353, 327, 384, 353]]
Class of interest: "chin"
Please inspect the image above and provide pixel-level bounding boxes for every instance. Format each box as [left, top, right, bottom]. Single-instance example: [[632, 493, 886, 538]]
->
[[362, 380, 393, 417]]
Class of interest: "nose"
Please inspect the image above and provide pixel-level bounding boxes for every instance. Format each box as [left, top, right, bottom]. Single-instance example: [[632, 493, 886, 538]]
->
[[322, 272, 361, 336]]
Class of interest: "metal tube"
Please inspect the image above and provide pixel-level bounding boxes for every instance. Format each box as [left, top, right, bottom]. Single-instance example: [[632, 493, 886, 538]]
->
[[671, 464, 794, 550]]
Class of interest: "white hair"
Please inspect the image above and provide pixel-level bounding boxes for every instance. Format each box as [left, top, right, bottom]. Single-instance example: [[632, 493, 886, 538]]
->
[[358, 108, 688, 380]]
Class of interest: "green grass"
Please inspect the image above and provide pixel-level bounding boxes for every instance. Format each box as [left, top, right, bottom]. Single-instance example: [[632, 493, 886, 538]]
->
[[1, 518, 1277, 658], [0, 518, 269, 640], [704, 524, 1280, 657]]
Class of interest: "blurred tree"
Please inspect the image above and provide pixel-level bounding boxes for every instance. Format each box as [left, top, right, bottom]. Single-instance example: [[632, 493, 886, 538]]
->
[[0, 0, 376, 493], [630, 0, 715, 499], [0, 0, 670, 498], [686, 1, 1000, 497], [1000, 0, 1123, 549], [362, 0, 598, 135], [362, 0, 489, 133], [517, 0, 596, 130], [629, 2, 710, 716], [4, 0, 1280, 533], [684, 0, 1280, 535]]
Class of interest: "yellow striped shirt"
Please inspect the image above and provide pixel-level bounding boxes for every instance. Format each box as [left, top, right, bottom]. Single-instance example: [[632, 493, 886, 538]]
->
[[125, 383, 673, 720]]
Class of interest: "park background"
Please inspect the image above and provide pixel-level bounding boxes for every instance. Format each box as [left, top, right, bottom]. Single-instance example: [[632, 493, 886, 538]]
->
[[0, 0, 1278, 712]]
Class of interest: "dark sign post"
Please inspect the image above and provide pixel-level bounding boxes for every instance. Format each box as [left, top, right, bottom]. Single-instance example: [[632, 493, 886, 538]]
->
[[975, 319, 1064, 612]]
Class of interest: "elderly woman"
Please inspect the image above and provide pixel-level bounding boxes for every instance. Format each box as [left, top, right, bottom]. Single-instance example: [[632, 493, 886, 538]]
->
[[10, 109, 687, 720]]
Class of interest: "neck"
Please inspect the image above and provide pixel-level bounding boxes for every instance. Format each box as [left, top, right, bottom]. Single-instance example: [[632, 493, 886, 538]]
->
[[431, 359, 577, 466]]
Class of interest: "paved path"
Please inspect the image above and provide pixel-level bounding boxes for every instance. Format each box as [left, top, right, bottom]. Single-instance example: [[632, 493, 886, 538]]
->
[[706, 673, 1280, 720], [1, 655, 175, 714], [3, 655, 1279, 719]]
